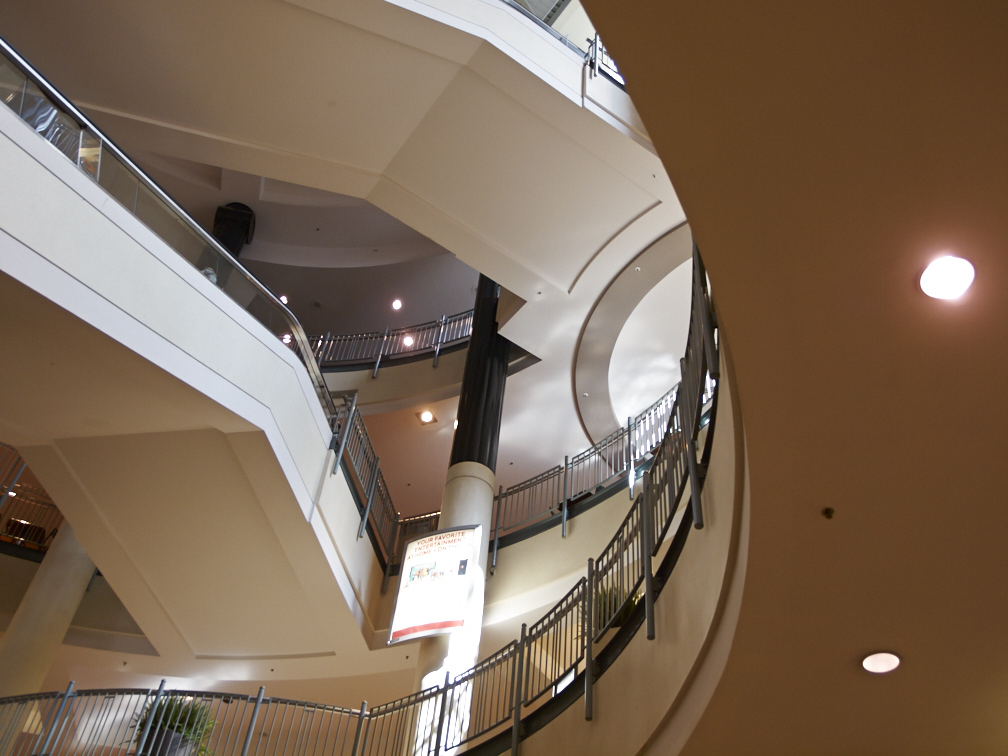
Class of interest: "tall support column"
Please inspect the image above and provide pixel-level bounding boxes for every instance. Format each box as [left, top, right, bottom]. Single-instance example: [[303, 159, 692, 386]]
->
[[0, 523, 95, 696], [414, 274, 509, 693]]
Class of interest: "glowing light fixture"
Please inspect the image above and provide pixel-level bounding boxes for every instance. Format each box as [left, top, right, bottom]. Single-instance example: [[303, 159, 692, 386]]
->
[[392, 299, 402, 310], [280, 295, 288, 305], [282, 334, 292, 344], [862, 652, 900, 674], [418, 410, 435, 424], [453, 419, 459, 430], [8, 492, 15, 497], [403, 335, 414, 347], [920, 256, 974, 299]]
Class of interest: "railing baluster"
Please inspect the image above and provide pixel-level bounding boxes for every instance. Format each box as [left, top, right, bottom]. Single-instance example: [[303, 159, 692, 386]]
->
[[358, 457, 380, 539], [561, 455, 569, 538]]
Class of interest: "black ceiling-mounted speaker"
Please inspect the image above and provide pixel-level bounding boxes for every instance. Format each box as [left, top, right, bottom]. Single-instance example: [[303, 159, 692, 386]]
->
[[213, 202, 256, 256]]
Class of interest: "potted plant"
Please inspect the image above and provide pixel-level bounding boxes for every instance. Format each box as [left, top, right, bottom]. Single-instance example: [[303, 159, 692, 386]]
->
[[135, 695, 215, 756]]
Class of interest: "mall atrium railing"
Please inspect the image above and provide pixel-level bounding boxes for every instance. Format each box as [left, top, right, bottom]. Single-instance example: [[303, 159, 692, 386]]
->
[[331, 364, 713, 578], [1, 246, 720, 756], [0, 37, 336, 423], [309, 309, 474, 376], [0, 443, 62, 558]]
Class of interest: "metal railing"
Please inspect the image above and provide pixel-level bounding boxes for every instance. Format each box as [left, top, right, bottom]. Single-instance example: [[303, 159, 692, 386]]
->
[[5, 246, 720, 756], [0, 444, 63, 555], [310, 310, 474, 376], [586, 34, 625, 87], [0, 37, 336, 424], [332, 277, 716, 582], [0, 683, 365, 756]]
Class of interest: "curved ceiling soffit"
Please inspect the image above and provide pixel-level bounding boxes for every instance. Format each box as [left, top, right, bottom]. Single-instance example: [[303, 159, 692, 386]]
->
[[573, 222, 692, 444]]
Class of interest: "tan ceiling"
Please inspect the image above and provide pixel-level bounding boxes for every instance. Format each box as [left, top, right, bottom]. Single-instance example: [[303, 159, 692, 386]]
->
[[580, 1, 1008, 753]]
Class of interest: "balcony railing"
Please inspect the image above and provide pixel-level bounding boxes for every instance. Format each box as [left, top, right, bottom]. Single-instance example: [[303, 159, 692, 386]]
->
[[310, 310, 474, 376], [1, 246, 721, 756], [0, 444, 63, 558], [0, 37, 336, 423]]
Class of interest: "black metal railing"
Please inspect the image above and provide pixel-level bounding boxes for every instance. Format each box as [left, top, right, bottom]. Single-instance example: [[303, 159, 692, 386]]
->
[[4, 244, 721, 756]]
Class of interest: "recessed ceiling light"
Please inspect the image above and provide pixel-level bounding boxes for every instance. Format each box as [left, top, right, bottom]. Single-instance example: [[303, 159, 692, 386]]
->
[[453, 419, 458, 429], [8, 492, 15, 497], [279, 295, 288, 305], [418, 410, 435, 424], [282, 334, 292, 344], [392, 299, 402, 310], [862, 652, 900, 674], [920, 255, 974, 299], [403, 335, 414, 347]]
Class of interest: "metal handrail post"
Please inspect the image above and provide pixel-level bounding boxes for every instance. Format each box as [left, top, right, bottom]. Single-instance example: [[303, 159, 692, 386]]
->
[[0, 461, 26, 508], [358, 458, 380, 539], [134, 680, 165, 756], [381, 522, 400, 594], [641, 488, 655, 640], [36, 681, 74, 756], [332, 394, 358, 475], [628, 416, 635, 500], [584, 560, 594, 720], [511, 624, 526, 755], [372, 328, 389, 378], [239, 687, 265, 756], [432, 315, 446, 367], [693, 242, 719, 380], [350, 701, 367, 756], [681, 358, 704, 530], [491, 485, 503, 575], [561, 456, 569, 538], [433, 671, 450, 755]]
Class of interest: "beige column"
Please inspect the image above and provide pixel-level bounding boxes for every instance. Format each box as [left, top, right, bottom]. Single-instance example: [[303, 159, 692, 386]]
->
[[0, 523, 95, 696], [413, 461, 495, 691]]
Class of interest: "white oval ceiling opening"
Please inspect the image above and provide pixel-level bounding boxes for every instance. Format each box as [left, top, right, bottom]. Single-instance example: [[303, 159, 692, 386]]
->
[[920, 256, 974, 299], [862, 652, 900, 674]]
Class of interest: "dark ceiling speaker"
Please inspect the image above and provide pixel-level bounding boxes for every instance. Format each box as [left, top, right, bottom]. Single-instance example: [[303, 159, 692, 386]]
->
[[213, 202, 256, 256]]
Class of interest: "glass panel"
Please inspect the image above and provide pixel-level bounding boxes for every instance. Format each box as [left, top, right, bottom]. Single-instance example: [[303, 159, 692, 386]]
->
[[0, 58, 26, 114], [246, 293, 280, 337], [135, 184, 205, 264], [78, 128, 100, 178], [20, 81, 57, 136], [96, 146, 139, 211], [43, 109, 81, 161], [221, 266, 258, 309]]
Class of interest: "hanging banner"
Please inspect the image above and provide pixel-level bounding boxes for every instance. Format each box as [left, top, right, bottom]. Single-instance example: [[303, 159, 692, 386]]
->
[[388, 525, 482, 645]]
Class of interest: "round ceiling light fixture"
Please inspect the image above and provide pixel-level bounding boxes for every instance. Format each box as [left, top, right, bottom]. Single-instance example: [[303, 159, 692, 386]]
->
[[279, 295, 288, 305], [920, 255, 974, 299], [403, 335, 414, 347], [392, 299, 402, 310], [419, 410, 434, 424], [862, 652, 900, 674], [282, 334, 292, 345]]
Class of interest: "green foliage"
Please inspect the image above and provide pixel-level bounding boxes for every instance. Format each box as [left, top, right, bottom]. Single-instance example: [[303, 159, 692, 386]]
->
[[594, 585, 639, 631], [136, 696, 215, 756]]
